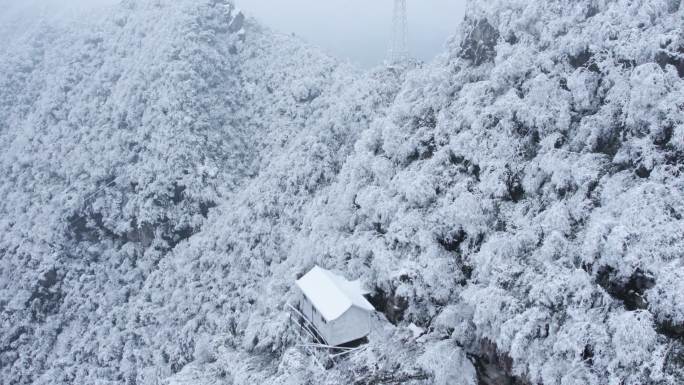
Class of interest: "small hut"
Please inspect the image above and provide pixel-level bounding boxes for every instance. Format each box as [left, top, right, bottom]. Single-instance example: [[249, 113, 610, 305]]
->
[[295, 266, 375, 347]]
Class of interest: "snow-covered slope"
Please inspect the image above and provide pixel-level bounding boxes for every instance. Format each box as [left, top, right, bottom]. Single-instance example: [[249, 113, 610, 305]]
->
[[302, 1, 684, 383], [1, 0, 683, 384], [0, 1, 398, 383]]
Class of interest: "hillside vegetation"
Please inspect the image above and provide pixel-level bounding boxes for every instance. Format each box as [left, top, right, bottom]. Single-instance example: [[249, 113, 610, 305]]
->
[[0, 0, 682, 384]]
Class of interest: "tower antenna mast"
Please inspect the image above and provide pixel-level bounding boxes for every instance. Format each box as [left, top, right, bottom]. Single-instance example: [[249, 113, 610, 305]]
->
[[389, 0, 409, 64]]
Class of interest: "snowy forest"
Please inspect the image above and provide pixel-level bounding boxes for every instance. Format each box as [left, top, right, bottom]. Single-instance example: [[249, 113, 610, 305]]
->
[[0, 0, 683, 384]]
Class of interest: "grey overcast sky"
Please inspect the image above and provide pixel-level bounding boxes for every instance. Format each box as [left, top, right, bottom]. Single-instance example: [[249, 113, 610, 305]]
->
[[236, 0, 467, 68]]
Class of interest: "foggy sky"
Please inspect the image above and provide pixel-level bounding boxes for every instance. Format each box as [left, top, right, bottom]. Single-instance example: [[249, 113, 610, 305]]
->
[[0, 0, 117, 42], [0, 0, 467, 68], [237, 0, 467, 68]]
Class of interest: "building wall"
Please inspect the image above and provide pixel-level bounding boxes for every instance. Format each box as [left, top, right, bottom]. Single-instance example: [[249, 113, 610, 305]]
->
[[299, 293, 371, 346], [299, 294, 315, 329], [323, 306, 370, 346], [299, 293, 326, 342]]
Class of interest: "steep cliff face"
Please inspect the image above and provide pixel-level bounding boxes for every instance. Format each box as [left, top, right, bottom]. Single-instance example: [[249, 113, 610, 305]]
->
[[1, 0, 683, 384]]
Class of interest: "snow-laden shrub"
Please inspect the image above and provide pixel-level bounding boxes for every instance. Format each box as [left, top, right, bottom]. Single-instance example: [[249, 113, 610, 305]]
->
[[608, 311, 659, 375], [392, 170, 437, 208], [647, 263, 684, 329], [418, 341, 477, 385], [517, 73, 572, 137], [194, 335, 216, 364], [673, 124, 684, 151]]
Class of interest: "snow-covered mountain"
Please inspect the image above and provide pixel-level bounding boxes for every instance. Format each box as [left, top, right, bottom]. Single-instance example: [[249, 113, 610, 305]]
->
[[0, 0, 682, 384]]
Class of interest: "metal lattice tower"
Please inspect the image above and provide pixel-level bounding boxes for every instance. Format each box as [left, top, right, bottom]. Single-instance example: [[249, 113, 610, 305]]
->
[[389, 0, 409, 64]]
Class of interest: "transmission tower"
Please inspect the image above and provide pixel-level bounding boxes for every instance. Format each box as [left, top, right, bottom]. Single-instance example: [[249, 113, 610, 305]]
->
[[389, 0, 409, 64]]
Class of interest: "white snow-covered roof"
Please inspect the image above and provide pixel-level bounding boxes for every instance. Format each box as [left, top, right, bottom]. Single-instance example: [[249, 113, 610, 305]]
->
[[295, 265, 375, 322]]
